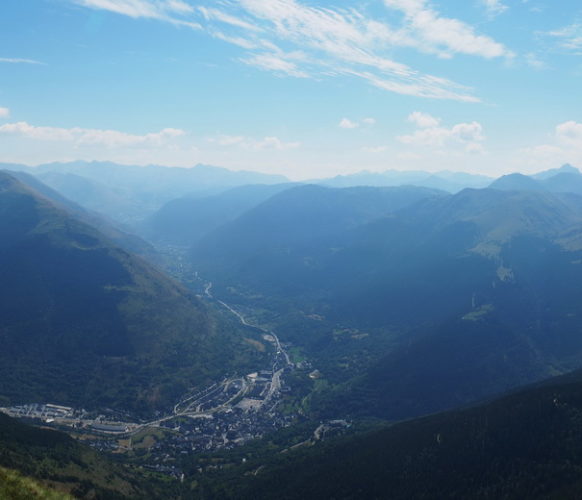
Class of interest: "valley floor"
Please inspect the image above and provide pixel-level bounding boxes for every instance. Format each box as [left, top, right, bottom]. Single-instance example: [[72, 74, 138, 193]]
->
[[0, 284, 321, 478]]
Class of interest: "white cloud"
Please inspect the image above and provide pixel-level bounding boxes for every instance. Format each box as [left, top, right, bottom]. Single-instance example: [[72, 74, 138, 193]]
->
[[481, 0, 508, 17], [343, 69, 480, 103], [339, 117, 376, 129], [546, 23, 582, 53], [208, 134, 300, 151], [384, 0, 513, 59], [339, 118, 359, 129], [241, 52, 309, 78], [67, 0, 512, 102], [252, 136, 300, 151], [556, 121, 582, 147], [0, 121, 185, 147], [407, 111, 440, 128], [0, 58, 44, 65], [398, 115, 485, 152], [0, 120, 302, 172], [452, 122, 485, 142], [71, 0, 201, 28], [520, 121, 582, 171], [198, 7, 261, 32], [166, 0, 194, 14], [0, 108, 10, 119]]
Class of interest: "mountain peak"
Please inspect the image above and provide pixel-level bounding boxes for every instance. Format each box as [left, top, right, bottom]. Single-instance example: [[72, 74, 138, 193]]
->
[[489, 173, 545, 191], [533, 163, 581, 180]]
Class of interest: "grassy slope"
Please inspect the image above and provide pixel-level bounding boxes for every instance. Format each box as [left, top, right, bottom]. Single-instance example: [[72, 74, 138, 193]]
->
[[0, 413, 175, 499], [0, 467, 72, 500]]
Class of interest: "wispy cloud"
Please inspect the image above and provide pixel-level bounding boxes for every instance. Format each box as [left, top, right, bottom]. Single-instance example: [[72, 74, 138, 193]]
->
[[67, 0, 513, 102], [0, 119, 300, 154], [71, 0, 201, 28], [546, 23, 582, 53], [198, 6, 261, 32], [338, 117, 376, 129], [208, 134, 300, 151], [339, 118, 359, 129], [0, 58, 45, 65], [241, 52, 309, 78], [384, 0, 512, 59], [0, 121, 185, 147], [0, 108, 10, 119], [407, 111, 440, 128], [480, 0, 509, 18]]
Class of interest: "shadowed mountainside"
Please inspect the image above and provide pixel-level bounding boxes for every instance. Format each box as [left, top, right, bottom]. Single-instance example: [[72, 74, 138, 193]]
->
[[0, 171, 266, 415], [146, 183, 297, 245], [200, 368, 582, 500], [192, 185, 582, 422]]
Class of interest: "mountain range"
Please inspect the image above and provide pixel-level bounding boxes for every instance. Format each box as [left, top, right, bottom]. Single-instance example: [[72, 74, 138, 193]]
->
[[4, 160, 582, 498], [144, 183, 298, 246], [189, 181, 582, 422], [0, 170, 267, 415], [490, 165, 582, 194], [318, 169, 493, 192], [4, 160, 579, 233], [1, 161, 289, 224]]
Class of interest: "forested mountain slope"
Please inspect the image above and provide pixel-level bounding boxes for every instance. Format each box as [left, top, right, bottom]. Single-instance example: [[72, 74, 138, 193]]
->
[[0, 171, 266, 415], [202, 368, 582, 500]]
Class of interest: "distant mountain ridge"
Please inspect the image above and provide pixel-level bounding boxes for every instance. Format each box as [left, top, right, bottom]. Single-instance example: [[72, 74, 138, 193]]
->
[[489, 164, 582, 194], [532, 163, 580, 180], [4, 170, 157, 260], [3, 160, 579, 228], [315, 169, 493, 192], [145, 183, 298, 245], [317, 164, 582, 194], [1, 161, 290, 224], [193, 184, 447, 287]]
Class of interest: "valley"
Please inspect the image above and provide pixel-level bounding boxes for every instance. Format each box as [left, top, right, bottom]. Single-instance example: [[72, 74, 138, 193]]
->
[[5, 163, 582, 498], [5, 2, 582, 496], [0, 275, 312, 475]]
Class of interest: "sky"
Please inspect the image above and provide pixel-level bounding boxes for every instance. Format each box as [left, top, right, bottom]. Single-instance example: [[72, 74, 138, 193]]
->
[[0, 0, 582, 180]]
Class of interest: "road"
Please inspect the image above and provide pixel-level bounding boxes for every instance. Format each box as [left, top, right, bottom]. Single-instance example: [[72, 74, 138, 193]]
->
[[204, 282, 292, 367], [128, 376, 250, 435], [127, 282, 292, 434]]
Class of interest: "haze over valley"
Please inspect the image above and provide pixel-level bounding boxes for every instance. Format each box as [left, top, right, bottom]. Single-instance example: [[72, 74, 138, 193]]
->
[[2, 0, 582, 498]]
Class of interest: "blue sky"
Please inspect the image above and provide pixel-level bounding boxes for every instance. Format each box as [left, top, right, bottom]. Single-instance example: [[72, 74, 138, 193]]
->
[[0, 0, 581, 179]]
